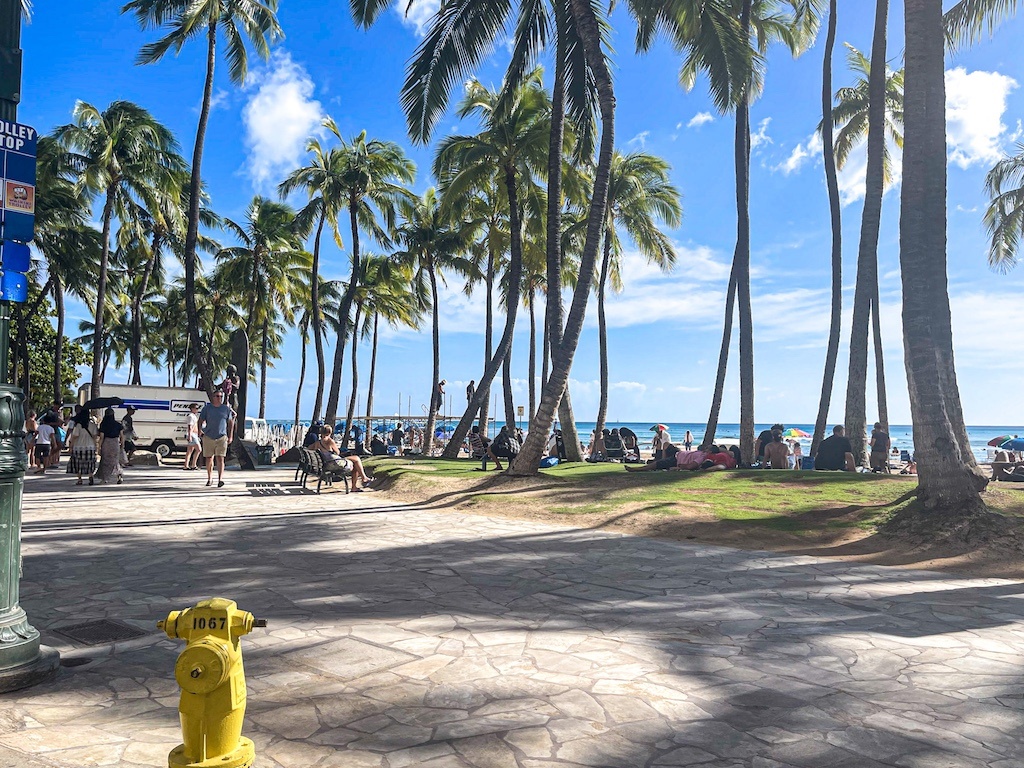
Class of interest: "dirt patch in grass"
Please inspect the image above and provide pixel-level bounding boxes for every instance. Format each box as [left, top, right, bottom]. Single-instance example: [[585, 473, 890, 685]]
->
[[367, 457, 1024, 579]]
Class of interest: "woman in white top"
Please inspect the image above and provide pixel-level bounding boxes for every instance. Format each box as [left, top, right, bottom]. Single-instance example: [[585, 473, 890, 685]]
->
[[66, 406, 99, 485], [184, 403, 202, 470]]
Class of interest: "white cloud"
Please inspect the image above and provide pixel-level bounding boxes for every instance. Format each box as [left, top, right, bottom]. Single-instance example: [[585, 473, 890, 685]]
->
[[945, 67, 1018, 169], [242, 52, 325, 189], [628, 131, 650, 149], [772, 133, 823, 175], [750, 117, 773, 150], [688, 112, 715, 129], [396, 0, 440, 37]]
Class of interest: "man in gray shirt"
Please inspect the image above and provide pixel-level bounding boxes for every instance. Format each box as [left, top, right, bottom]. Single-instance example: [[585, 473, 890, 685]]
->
[[198, 389, 236, 488]]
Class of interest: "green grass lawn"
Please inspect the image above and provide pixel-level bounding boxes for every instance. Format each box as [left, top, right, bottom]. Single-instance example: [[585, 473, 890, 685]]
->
[[366, 457, 942, 534]]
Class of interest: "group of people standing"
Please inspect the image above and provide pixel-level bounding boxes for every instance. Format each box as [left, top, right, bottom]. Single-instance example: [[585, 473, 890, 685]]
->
[[31, 404, 130, 485]]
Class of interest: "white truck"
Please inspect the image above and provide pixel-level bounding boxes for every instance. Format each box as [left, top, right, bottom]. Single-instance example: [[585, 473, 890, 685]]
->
[[78, 384, 210, 458]]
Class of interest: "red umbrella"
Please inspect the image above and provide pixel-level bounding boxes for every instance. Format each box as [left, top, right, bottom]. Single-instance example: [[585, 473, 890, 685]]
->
[[988, 435, 1016, 447]]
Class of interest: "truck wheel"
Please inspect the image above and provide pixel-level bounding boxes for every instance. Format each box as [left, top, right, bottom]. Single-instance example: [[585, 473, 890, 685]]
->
[[154, 441, 175, 458]]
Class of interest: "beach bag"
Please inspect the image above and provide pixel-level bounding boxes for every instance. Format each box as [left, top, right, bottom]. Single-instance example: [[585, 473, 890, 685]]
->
[[540, 456, 559, 468]]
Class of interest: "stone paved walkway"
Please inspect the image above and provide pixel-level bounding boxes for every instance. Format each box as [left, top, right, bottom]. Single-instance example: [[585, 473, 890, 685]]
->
[[1, 464, 1023, 767]]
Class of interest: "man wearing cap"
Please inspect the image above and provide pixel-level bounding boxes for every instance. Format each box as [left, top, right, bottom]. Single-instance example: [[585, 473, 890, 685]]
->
[[121, 406, 138, 465]]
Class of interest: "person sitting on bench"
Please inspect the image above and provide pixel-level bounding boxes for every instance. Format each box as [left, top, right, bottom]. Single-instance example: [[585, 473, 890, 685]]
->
[[310, 426, 374, 490], [468, 425, 489, 460]]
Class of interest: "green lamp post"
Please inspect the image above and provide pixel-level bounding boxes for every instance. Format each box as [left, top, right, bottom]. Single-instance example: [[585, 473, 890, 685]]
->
[[0, 0, 60, 691]]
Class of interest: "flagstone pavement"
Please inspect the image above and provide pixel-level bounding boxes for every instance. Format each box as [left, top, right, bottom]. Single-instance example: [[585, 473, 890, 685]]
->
[[0, 463, 1021, 767]]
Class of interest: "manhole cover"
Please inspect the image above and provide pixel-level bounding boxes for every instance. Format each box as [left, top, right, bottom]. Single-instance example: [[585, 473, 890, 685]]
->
[[55, 619, 148, 645]]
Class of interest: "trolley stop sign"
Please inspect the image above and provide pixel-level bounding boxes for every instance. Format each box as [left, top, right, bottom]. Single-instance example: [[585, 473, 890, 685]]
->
[[0, 120, 37, 245]]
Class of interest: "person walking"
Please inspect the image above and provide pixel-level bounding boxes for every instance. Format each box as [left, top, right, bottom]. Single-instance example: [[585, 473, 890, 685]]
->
[[121, 406, 138, 465], [66, 406, 98, 486], [184, 402, 202, 470], [24, 410, 37, 469], [684, 430, 694, 450], [466, 380, 475, 403], [33, 417, 55, 474], [198, 389, 235, 488], [96, 408, 124, 484], [869, 422, 891, 474]]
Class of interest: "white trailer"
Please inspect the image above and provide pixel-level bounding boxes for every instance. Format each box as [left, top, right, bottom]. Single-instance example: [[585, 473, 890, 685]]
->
[[78, 383, 209, 457]]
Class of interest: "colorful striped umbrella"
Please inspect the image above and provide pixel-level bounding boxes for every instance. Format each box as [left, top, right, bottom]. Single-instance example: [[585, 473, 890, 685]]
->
[[783, 428, 810, 438]]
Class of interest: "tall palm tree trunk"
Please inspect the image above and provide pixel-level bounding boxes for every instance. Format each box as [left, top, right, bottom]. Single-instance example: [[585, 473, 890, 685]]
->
[[844, 0, 888, 466], [342, 304, 362, 451], [205, 303, 221, 375], [871, 288, 888, 429], [502, 343, 515, 430], [90, 188, 115, 399], [899, 0, 986, 510], [52, 279, 65, 404], [259, 317, 268, 419], [294, 330, 307, 439], [424, 263, 442, 455], [541, 296, 549, 395], [478, 246, 494, 436], [528, 290, 536, 422], [594, 231, 612, 439], [509, 0, 615, 475], [245, 254, 261, 339], [326, 200, 361, 422], [703, 264, 737, 447], [130, 233, 162, 386], [183, 22, 218, 398], [811, 0, 843, 459], [735, 0, 755, 466], [311, 211, 327, 421], [442, 167, 525, 458], [364, 315, 379, 451]]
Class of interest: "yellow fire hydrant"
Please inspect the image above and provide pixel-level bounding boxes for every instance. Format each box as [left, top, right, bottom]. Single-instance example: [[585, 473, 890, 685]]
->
[[158, 598, 267, 768]]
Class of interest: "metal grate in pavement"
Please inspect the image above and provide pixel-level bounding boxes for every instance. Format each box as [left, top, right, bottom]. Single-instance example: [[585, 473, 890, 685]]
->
[[54, 619, 148, 645]]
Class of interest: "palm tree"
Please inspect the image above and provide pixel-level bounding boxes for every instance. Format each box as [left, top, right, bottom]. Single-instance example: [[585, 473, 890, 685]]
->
[[279, 126, 352, 421], [633, 0, 818, 462], [899, 0, 987, 510], [834, 26, 906, 464], [215, 197, 311, 415], [810, 0, 843, 459], [56, 100, 185, 399], [33, 135, 101, 403], [291, 277, 342, 438], [320, 125, 415, 425], [122, 0, 283, 397], [352, 257, 420, 449], [593, 151, 681, 440], [433, 74, 550, 459], [394, 188, 477, 454], [983, 145, 1024, 271], [125, 184, 221, 385]]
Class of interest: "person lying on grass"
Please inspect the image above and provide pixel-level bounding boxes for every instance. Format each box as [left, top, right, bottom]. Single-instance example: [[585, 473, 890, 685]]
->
[[625, 444, 737, 472]]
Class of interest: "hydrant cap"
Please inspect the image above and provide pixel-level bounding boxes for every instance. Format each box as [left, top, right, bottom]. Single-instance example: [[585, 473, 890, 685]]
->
[[174, 640, 231, 695]]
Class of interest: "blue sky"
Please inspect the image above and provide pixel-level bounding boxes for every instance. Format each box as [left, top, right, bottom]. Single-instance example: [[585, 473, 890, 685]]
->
[[18, 1, 1024, 426]]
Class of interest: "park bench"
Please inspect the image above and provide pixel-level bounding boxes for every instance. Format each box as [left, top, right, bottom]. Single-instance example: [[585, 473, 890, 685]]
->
[[297, 448, 350, 494]]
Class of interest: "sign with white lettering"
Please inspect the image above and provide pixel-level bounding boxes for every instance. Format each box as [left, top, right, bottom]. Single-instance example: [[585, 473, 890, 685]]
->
[[0, 120, 37, 244]]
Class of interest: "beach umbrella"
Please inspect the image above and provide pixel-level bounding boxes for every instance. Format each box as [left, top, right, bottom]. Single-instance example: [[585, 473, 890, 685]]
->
[[82, 396, 124, 410], [650, 424, 668, 432], [1001, 437, 1024, 451], [989, 435, 1016, 446], [783, 428, 810, 438]]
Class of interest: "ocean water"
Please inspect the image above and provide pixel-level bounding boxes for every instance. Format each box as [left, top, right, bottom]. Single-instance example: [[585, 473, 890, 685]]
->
[[267, 418, 1021, 462]]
